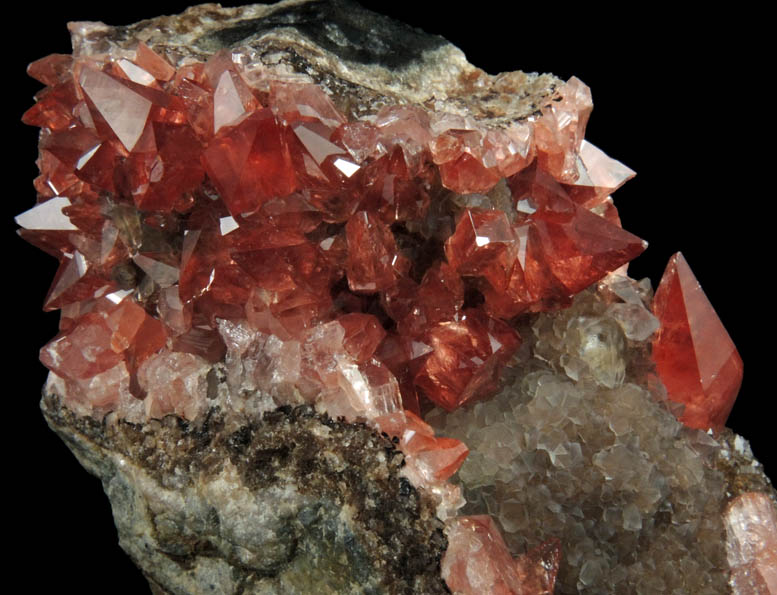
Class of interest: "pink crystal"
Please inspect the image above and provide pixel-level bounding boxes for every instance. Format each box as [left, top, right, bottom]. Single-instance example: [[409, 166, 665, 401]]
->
[[138, 350, 209, 419], [78, 67, 152, 152], [724, 492, 777, 594], [375, 410, 468, 482], [514, 539, 562, 594], [533, 77, 593, 182], [443, 515, 557, 594], [134, 42, 175, 82]]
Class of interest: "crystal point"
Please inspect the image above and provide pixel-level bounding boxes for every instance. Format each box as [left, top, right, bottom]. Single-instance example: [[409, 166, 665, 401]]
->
[[652, 252, 743, 430], [78, 67, 152, 152], [15, 196, 77, 231]]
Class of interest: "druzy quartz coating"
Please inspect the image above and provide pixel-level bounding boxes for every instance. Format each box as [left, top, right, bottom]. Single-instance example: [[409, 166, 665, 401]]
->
[[17, 2, 774, 593]]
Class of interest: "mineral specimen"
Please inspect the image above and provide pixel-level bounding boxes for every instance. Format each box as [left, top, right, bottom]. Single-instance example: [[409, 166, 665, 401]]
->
[[14, 1, 774, 594]]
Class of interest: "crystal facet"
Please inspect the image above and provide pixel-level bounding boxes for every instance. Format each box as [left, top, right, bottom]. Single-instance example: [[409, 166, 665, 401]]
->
[[652, 252, 744, 430]]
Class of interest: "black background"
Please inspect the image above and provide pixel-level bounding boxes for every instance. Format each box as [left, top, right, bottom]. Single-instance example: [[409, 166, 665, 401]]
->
[[6, 2, 770, 592]]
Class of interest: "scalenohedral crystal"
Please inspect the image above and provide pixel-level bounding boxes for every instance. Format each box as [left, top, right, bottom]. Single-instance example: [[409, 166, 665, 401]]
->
[[17, 1, 774, 593]]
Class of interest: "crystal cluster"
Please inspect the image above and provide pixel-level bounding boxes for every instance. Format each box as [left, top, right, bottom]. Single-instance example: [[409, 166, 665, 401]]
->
[[20, 46, 646, 426], [18, 2, 774, 594], [18, 11, 644, 487]]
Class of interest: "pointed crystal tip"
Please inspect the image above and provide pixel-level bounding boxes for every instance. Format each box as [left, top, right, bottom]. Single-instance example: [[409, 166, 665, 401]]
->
[[652, 252, 743, 431]]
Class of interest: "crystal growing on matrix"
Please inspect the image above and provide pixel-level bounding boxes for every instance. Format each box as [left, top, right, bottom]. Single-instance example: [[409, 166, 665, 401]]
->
[[17, 41, 647, 425]]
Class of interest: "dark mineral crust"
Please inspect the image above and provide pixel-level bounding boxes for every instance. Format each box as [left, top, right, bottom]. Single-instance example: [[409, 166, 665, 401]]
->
[[42, 396, 449, 594]]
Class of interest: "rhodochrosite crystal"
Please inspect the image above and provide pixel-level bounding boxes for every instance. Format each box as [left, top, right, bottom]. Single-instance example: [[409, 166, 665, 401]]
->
[[17, 2, 774, 593], [652, 252, 744, 431]]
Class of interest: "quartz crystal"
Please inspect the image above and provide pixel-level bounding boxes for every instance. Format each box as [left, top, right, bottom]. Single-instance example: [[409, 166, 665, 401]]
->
[[16, 2, 773, 593]]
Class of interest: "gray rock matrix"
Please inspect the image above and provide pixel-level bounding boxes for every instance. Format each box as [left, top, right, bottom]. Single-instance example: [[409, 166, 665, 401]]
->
[[43, 398, 449, 594]]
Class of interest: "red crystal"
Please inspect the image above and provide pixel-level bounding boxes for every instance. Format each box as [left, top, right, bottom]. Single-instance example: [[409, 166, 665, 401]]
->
[[446, 209, 516, 291], [171, 327, 226, 364], [40, 311, 123, 380], [414, 309, 520, 411], [27, 54, 73, 86], [375, 410, 469, 481], [383, 263, 465, 338], [78, 67, 153, 153], [652, 252, 743, 431], [179, 226, 255, 325], [202, 109, 298, 216], [124, 122, 205, 212], [171, 76, 214, 140], [269, 82, 347, 128], [357, 146, 430, 224], [134, 42, 176, 82], [373, 331, 431, 415], [104, 299, 168, 373], [439, 151, 502, 194], [40, 298, 166, 384], [338, 313, 387, 363], [531, 197, 646, 295], [22, 81, 79, 132], [475, 165, 647, 317], [515, 539, 562, 594], [37, 125, 119, 194], [345, 210, 407, 293], [408, 263, 465, 336], [43, 251, 115, 311]]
